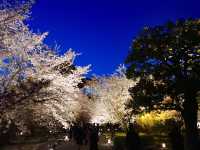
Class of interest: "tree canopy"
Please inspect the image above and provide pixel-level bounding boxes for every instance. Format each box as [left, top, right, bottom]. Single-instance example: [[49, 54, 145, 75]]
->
[[126, 19, 200, 109], [0, 0, 91, 135], [125, 19, 200, 150]]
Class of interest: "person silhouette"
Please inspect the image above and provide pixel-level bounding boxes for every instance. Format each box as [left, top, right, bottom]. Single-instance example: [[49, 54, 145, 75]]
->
[[72, 122, 84, 150], [89, 124, 99, 150], [168, 121, 184, 150], [125, 123, 141, 150]]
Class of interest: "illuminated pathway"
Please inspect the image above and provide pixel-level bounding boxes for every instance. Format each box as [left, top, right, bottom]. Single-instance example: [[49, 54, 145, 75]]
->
[[1, 136, 113, 150]]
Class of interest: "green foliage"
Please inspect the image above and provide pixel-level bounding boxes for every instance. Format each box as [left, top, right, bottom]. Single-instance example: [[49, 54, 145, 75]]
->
[[113, 132, 170, 150]]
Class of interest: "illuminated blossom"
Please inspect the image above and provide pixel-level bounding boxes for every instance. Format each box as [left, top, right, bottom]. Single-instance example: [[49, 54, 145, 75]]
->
[[0, 1, 90, 134], [87, 65, 137, 126]]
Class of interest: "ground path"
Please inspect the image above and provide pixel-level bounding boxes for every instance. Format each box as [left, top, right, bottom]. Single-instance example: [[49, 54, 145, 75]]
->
[[1, 137, 113, 150]]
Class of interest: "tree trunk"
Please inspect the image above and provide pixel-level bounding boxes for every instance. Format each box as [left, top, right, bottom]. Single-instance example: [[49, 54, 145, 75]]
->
[[182, 92, 199, 150]]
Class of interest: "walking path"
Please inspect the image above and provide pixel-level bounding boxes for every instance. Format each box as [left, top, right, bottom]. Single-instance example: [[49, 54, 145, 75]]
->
[[1, 139, 113, 150]]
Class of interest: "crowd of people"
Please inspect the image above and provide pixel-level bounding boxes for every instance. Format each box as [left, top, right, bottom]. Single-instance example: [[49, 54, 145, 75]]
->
[[67, 122, 142, 150], [50, 121, 185, 150], [68, 122, 100, 150]]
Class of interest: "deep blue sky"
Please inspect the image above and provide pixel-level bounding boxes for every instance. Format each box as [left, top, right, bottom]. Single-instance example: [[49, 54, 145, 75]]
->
[[29, 0, 200, 75]]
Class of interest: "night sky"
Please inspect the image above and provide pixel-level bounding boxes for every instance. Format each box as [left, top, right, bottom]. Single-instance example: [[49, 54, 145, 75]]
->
[[29, 0, 200, 75]]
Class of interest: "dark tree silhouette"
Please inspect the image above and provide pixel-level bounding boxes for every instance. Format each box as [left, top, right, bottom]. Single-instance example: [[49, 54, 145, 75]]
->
[[125, 19, 200, 150]]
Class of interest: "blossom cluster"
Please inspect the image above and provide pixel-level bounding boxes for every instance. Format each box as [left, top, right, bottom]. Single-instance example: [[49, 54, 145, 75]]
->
[[0, 1, 90, 134]]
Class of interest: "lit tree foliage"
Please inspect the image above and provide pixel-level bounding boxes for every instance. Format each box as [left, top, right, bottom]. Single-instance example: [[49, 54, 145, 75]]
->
[[136, 110, 181, 131], [86, 65, 137, 126], [0, 1, 90, 135]]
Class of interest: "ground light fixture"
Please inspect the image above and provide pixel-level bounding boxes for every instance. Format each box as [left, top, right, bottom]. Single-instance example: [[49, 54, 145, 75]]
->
[[161, 142, 166, 148], [197, 121, 200, 129], [64, 135, 69, 142], [107, 138, 112, 144]]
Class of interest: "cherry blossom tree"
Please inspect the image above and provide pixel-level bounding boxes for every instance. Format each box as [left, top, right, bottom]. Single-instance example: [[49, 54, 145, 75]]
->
[[0, 1, 91, 135], [86, 65, 137, 126]]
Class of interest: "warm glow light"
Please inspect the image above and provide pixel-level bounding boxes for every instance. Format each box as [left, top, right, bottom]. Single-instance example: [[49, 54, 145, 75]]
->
[[162, 143, 166, 148], [64, 135, 69, 141], [98, 132, 101, 136], [108, 139, 112, 144], [197, 121, 200, 129]]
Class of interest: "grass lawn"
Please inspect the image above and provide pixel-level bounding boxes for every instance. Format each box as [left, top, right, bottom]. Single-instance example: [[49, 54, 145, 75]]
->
[[103, 131, 171, 150]]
